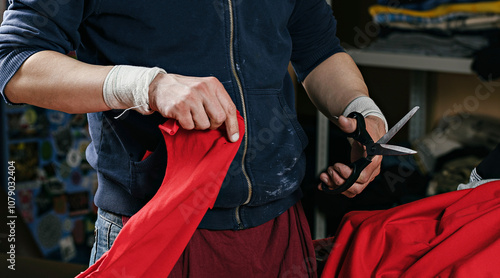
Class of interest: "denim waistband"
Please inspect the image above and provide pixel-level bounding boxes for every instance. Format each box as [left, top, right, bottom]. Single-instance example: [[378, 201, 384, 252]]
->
[[98, 208, 126, 227]]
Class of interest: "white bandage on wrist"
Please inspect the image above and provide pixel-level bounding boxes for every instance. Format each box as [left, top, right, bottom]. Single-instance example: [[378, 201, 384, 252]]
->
[[103, 65, 166, 115], [342, 96, 388, 132]]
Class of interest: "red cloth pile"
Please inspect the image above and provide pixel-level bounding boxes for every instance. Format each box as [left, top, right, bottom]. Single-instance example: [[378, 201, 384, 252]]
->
[[77, 115, 245, 277], [319, 180, 500, 278]]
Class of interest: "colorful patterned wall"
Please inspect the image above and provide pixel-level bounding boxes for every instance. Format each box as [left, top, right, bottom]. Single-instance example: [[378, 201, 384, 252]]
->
[[3, 103, 98, 264]]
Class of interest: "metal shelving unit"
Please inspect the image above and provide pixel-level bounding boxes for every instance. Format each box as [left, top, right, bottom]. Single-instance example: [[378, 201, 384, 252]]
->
[[347, 50, 473, 74]]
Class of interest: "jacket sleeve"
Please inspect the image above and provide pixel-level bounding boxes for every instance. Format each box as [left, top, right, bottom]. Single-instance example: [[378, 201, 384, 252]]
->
[[288, 0, 345, 82], [0, 0, 90, 103]]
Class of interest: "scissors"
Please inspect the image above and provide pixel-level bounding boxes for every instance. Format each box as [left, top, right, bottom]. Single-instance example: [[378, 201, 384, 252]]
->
[[321, 106, 420, 195]]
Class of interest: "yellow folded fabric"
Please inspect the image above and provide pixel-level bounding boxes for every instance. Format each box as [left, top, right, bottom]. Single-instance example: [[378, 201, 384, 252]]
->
[[370, 1, 500, 18]]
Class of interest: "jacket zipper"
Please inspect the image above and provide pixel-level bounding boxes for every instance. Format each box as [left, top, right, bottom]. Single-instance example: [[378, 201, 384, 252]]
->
[[228, 0, 252, 229]]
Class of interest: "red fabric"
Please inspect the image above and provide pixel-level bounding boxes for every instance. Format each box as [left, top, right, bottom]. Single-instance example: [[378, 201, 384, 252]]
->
[[77, 114, 245, 277], [319, 180, 500, 278], [141, 149, 153, 161], [121, 215, 130, 226], [169, 202, 317, 278]]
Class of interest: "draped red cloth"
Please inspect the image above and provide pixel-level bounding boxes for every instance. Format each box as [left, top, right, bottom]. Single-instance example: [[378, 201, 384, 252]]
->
[[77, 114, 244, 277], [319, 180, 500, 278]]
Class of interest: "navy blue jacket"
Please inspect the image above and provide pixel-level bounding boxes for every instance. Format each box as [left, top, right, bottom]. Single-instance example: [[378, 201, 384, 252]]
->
[[0, 0, 344, 230]]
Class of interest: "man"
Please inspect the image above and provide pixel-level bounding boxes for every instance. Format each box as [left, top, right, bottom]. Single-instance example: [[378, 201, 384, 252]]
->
[[0, 0, 386, 276]]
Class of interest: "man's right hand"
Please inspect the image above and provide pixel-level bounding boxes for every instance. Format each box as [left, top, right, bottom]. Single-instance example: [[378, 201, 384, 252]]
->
[[148, 73, 240, 143]]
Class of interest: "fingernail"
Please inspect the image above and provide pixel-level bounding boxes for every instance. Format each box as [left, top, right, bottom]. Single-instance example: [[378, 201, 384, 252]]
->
[[231, 133, 239, 142]]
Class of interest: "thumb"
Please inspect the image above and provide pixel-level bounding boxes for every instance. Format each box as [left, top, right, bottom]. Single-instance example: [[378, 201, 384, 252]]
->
[[337, 115, 357, 134]]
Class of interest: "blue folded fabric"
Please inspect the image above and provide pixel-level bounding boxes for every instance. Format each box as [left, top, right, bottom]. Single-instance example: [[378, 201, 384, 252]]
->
[[373, 12, 471, 24]]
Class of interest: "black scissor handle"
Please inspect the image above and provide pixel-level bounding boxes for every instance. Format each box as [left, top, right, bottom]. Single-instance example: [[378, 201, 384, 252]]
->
[[320, 112, 374, 195], [346, 112, 374, 146], [320, 157, 372, 195]]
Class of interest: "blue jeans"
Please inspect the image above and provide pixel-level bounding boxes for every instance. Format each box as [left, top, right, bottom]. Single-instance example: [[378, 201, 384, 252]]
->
[[89, 208, 124, 266]]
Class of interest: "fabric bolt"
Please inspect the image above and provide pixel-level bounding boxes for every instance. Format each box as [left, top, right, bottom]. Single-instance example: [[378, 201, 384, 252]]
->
[[373, 11, 500, 25], [368, 1, 500, 62], [369, 1, 500, 19], [365, 31, 489, 57], [319, 180, 500, 278], [374, 12, 469, 24], [382, 15, 500, 32], [169, 202, 317, 278], [377, 0, 498, 11], [77, 113, 245, 277]]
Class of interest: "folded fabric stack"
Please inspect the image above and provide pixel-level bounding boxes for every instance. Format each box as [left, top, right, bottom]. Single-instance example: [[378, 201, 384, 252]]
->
[[366, 0, 500, 59]]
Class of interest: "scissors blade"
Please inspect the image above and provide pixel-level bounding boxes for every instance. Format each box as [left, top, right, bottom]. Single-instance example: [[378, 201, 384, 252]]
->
[[376, 144, 417, 156], [377, 106, 420, 144]]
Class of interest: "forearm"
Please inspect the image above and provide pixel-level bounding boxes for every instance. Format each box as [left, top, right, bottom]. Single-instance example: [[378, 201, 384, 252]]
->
[[302, 52, 368, 121], [4, 50, 112, 114], [308, 53, 387, 197]]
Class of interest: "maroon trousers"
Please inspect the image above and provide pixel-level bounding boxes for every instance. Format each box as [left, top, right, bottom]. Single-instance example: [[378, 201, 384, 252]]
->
[[169, 202, 317, 278]]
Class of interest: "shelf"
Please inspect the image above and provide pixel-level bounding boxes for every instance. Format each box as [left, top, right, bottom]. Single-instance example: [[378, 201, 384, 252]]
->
[[347, 49, 473, 75]]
